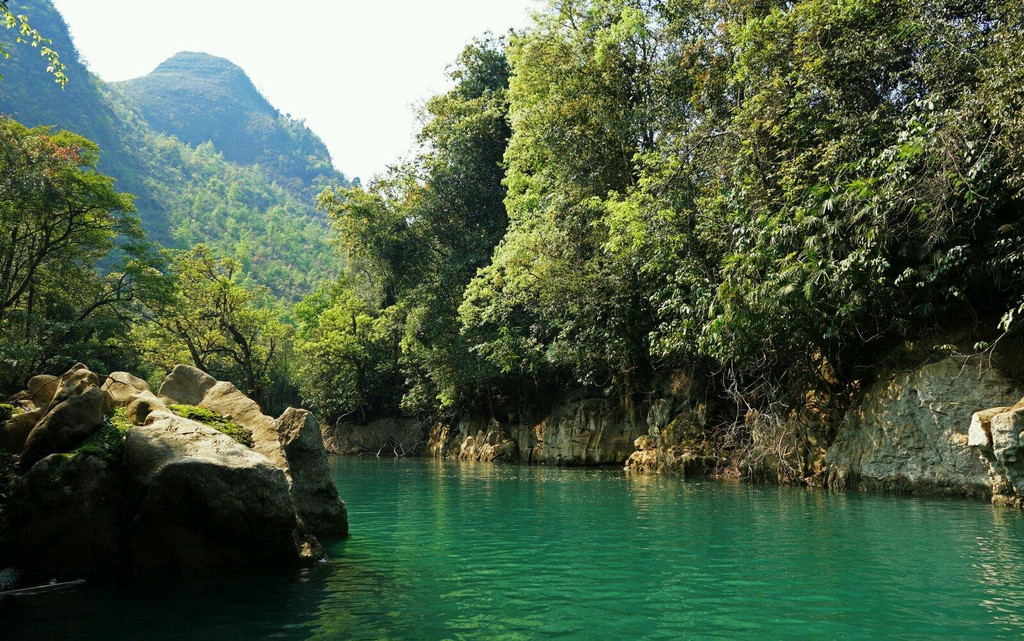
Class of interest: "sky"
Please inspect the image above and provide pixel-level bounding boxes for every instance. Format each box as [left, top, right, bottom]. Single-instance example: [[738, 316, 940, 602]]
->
[[50, 0, 539, 181]]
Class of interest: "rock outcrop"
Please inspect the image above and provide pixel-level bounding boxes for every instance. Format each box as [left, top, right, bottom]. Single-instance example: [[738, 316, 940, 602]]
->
[[968, 401, 1024, 505], [824, 357, 1024, 497], [324, 417, 427, 456], [125, 414, 320, 571], [427, 399, 648, 465], [276, 408, 348, 537], [1, 363, 347, 578]]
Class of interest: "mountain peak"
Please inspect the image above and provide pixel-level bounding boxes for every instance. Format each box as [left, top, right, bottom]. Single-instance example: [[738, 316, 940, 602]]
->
[[150, 52, 249, 81]]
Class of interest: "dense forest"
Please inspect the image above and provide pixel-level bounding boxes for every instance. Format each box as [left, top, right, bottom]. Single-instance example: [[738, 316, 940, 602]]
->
[[3, 0, 1024, 457]]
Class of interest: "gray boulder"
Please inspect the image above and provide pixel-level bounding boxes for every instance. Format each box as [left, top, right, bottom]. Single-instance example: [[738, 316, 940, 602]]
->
[[157, 364, 217, 406], [102, 372, 151, 407], [21, 387, 106, 470], [123, 413, 322, 572], [276, 408, 348, 538]]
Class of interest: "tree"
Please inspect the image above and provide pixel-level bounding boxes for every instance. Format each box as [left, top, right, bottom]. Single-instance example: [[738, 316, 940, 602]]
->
[[1, 0, 66, 86], [0, 117, 161, 390], [134, 244, 291, 405]]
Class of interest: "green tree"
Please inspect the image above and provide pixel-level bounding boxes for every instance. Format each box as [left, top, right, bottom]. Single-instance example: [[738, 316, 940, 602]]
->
[[134, 244, 292, 406], [0, 117, 161, 389]]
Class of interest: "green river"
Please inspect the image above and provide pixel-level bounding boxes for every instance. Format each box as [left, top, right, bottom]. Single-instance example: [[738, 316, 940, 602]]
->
[[4, 456, 1024, 639]]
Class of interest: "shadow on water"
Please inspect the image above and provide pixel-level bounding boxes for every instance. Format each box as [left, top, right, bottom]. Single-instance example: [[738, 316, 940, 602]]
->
[[3, 456, 1024, 640]]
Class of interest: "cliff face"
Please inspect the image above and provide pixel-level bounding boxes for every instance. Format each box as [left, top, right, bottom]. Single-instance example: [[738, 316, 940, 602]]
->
[[426, 399, 646, 466], [824, 358, 1024, 498]]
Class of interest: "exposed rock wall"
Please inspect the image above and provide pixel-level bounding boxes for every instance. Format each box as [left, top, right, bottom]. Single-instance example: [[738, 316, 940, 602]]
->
[[824, 357, 1024, 498], [426, 399, 649, 466]]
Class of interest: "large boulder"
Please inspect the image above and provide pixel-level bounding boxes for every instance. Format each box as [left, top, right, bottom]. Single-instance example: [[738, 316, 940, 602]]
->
[[49, 365, 102, 410], [3, 452, 127, 578], [26, 375, 59, 409], [102, 372, 151, 407], [123, 413, 322, 572], [0, 408, 43, 453], [276, 408, 348, 538], [825, 357, 1024, 497], [21, 387, 106, 470], [125, 390, 168, 426], [157, 365, 217, 406], [200, 381, 288, 471]]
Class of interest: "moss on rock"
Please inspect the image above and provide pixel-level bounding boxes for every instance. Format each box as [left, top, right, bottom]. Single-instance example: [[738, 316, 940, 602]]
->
[[167, 404, 253, 447]]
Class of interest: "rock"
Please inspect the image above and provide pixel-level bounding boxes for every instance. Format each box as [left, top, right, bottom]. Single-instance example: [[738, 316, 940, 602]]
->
[[0, 567, 22, 591], [825, 357, 1024, 497], [969, 402, 1024, 502], [323, 417, 426, 456], [200, 381, 287, 471], [125, 391, 168, 426], [0, 408, 43, 453], [427, 399, 646, 466], [157, 365, 217, 406], [21, 387, 106, 470], [49, 366, 101, 410], [625, 446, 718, 477], [26, 375, 59, 408], [3, 452, 127, 578], [102, 372, 151, 407], [123, 413, 322, 572], [276, 408, 348, 538]]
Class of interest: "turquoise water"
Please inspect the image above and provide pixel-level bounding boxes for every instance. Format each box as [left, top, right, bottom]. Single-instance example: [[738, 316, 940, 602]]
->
[[4, 456, 1024, 639]]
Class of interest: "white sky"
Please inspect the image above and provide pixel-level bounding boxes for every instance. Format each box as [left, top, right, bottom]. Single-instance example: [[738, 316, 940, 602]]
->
[[50, 0, 538, 181]]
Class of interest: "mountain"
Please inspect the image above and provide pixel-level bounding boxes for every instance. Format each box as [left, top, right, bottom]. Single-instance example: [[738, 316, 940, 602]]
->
[[115, 52, 338, 188], [0, 1, 347, 300]]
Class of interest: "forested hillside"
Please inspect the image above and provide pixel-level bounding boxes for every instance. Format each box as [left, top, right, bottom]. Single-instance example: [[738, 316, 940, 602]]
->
[[4, 0, 1024, 458], [298, 0, 1024, 458], [0, 0, 347, 300]]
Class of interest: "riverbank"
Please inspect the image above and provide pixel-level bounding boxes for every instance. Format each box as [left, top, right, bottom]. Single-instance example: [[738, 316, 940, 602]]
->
[[325, 344, 1024, 507]]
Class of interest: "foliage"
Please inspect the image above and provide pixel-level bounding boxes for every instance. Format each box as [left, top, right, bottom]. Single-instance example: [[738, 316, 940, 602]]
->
[[299, 36, 512, 420], [167, 404, 253, 447], [0, 0, 65, 86], [0, 117, 166, 390], [133, 245, 293, 407]]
